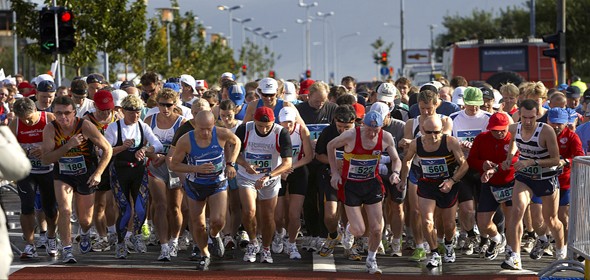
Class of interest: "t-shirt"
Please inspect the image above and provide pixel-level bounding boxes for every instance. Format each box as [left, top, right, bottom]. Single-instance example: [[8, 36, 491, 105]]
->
[[295, 101, 337, 125], [382, 117, 405, 158], [76, 98, 95, 118], [409, 100, 460, 118], [235, 123, 292, 158]]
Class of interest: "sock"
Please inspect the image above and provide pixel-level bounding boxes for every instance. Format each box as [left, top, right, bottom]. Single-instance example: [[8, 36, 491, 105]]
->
[[329, 232, 338, 239], [161, 243, 169, 250], [538, 234, 548, 243], [467, 229, 477, 237], [416, 243, 425, 249], [491, 233, 502, 244], [107, 225, 116, 234], [556, 247, 567, 255], [392, 238, 401, 245], [63, 245, 72, 250], [125, 231, 132, 239], [437, 237, 444, 245], [170, 237, 179, 245], [367, 250, 377, 260], [444, 239, 453, 245]]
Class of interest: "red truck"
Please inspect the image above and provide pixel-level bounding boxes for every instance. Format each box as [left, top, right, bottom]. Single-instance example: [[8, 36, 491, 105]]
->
[[442, 38, 557, 89]]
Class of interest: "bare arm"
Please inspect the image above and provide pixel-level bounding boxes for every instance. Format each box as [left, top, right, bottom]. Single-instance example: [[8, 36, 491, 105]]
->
[[241, 100, 257, 123], [169, 134, 199, 174], [442, 116, 453, 135], [293, 126, 314, 169], [398, 140, 417, 191], [82, 120, 113, 180], [447, 136, 469, 182], [398, 118, 414, 149], [539, 125, 560, 167], [502, 124, 518, 170], [41, 123, 75, 165]]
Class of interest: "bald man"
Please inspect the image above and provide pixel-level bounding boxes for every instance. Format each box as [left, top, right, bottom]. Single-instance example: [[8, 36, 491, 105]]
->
[[169, 111, 240, 271], [398, 115, 469, 268]]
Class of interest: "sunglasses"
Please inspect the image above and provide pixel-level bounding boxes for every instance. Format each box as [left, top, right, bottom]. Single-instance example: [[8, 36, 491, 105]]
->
[[261, 93, 276, 98], [123, 107, 141, 112], [158, 102, 174, 108], [54, 111, 74, 116], [423, 130, 442, 135]]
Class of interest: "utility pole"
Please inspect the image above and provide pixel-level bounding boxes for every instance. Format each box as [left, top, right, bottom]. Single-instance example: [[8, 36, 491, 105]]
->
[[400, 0, 405, 76], [557, 0, 565, 84]]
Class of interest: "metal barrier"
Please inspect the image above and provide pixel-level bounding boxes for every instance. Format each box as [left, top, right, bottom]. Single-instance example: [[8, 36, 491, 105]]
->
[[538, 156, 590, 279]]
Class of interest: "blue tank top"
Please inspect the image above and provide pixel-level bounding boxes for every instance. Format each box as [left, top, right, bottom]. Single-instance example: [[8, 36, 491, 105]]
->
[[256, 99, 284, 124], [185, 127, 226, 184], [235, 103, 248, 121]]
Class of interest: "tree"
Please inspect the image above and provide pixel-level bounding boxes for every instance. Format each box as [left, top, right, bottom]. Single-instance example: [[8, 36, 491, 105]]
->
[[370, 37, 393, 79], [238, 38, 276, 80]]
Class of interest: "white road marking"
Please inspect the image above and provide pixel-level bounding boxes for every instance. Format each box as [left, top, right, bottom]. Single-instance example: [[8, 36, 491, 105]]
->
[[312, 252, 337, 272]]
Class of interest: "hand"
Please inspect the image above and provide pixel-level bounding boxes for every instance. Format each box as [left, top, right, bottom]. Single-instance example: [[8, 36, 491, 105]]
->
[[87, 172, 101, 188], [244, 164, 259, 175], [122, 139, 135, 149], [513, 159, 532, 171], [396, 181, 406, 192], [135, 148, 147, 161], [67, 134, 85, 149], [460, 140, 473, 149], [482, 160, 496, 171], [225, 165, 236, 179], [29, 146, 43, 158], [255, 176, 268, 190], [501, 159, 512, 171], [196, 162, 216, 174], [151, 154, 166, 167], [481, 168, 496, 183], [330, 172, 341, 190], [438, 179, 454, 193], [398, 138, 411, 149], [389, 172, 400, 185]]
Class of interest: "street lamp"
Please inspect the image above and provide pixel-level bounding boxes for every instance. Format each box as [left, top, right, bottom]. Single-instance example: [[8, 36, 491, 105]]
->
[[298, 1, 318, 73], [157, 7, 179, 66], [296, 18, 311, 76], [263, 34, 279, 54], [335, 32, 360, 82], [218, 5, 243, 50], [316, 11, 334, 83], [245, 27, 263, 46], [429, 24, 437, 77], [233, 17, 253, 46]]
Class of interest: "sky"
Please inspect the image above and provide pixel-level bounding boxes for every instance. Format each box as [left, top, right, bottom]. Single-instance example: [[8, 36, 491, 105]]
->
[[149, 0, 528, 82]]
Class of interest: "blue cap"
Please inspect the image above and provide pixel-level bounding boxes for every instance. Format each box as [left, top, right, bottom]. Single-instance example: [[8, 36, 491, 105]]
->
[[566, 108, 578, 124], [228, 85, 246, 106], [163, 82, 181, 93], [37, 80, 56, 92], [558, 83, 569, 91], [547, 107, 569, 124], [363, 110, 383, 128]]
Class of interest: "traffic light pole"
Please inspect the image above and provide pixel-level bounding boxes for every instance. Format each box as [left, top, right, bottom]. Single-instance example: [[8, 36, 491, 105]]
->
[[52, 0, 61, 86], [557, 0, 566, 84]]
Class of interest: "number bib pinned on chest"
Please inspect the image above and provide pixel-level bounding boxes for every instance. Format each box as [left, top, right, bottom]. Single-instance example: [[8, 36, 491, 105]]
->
[[420, 157, 450, 179], [58, 155, 87, 176]]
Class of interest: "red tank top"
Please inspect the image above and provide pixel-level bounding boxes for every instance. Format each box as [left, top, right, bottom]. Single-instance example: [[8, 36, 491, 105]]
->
[[17, 111, 47, 144]]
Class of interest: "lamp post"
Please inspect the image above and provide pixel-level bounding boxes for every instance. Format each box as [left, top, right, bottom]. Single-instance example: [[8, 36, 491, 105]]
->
[[217, 5, 243, 50], [429, 24, 437, 78], [296, 19, 311, 77], [335, 32, 360, 82], [245, 27, 263, 46], [316, 11, 334, 82], [232, 17, 253, 46], [383, 22, 400, 78], [298, 1, 318, 73], [157, 7, 179, 66], [263, 34, 279, 54]]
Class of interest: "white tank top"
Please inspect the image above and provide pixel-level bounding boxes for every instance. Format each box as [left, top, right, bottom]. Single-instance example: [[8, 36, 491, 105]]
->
[[150, 113, 183, 155], [238, 121, 284, 181], [290, 123, 303, 165]]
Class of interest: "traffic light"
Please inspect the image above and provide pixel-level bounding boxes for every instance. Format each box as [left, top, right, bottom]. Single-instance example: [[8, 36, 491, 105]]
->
[[269, 70, 275, 78], [39, 8, 57, 54], [542, 31, 565, 64], [305, 69, 311, 78], [57, 7, 75, 54], [241, 64, 247, 76], [381, 51, 388, 65]]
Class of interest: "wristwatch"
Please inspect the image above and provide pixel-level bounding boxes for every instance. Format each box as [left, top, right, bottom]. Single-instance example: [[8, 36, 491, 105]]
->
[[226, 162, 236, 167], [265, 172, 272, 179]]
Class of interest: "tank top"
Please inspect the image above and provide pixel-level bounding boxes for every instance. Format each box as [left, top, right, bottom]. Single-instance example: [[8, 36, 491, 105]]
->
[[341, 127, 383, 182], [289, 123, 304, 164], [256, 99, 285, 124], [416, 134, 458, 181], [53, 118, 96, 176], [235, 103, 248, 121], [237, 121, 283, 181], [411, 114, 443, 167], [150, 113, 183, 155], [515, 122, 559, 179], [17, 111, 53, 173], [113, 119, 145, 167], [185, 128, 226, 184]]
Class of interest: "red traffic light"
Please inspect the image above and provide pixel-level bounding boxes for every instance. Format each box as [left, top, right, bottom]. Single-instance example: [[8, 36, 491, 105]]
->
[[305, 70, 311, 78], [242, 64, 247, 70], [60, 11, 72, 22], [269, 70, 275, 78], [381, 51, 388, 62]]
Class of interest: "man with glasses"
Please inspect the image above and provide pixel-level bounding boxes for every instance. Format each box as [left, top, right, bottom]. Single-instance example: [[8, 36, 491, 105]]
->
[[140, 72, 161, 104], [86, 73, 107, 99], [70, 79, 96, 118], [35, 80, 56, 113], [242, 78, 303, 124], [397, 115, 469, 269], [40, 96, 113, 263]]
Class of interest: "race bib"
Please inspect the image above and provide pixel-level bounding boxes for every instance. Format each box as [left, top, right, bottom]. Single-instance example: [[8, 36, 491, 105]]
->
[[308, 124, 330, 141], [246, 152, 272, 173], [292, 145, 301, 158], [347, 158, 377, 180], [194, 154, 224, 179], [519, 165, 542, 180], [335, 150, 344, 160], [161, 144, 171, 155], [58, 155, 87, 176], [491, 185, 513, 203], [457, 129, 481, 143], [420, 158, 450, 179]]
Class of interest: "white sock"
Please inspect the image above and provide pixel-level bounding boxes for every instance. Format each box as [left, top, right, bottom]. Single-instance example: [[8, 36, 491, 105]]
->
[[125, 231, 132, 239], [367, 250, 377, 260], [170, 237, 179, 245], [556, 247, 567, 255], [416, 243, 425, 249], [107, 225, 116, 234], [491, 233, 502, 243]]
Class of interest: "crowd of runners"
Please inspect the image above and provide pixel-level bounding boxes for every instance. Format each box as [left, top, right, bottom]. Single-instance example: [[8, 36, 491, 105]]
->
[[1, 71, 588, 274]]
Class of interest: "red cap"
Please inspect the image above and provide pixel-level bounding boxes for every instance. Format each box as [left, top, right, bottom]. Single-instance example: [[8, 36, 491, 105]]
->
[[487, 112, 510, 130], [94, 90, 114, 111], [17, 82, 34, 90], [254, 106, 275, 122], [352, 103, 365, 119], [299, 79, 315, 95]]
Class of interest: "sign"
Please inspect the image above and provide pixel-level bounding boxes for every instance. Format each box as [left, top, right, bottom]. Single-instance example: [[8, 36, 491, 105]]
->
[[380, 66, 390, 76], [404, 49, 431, 64]]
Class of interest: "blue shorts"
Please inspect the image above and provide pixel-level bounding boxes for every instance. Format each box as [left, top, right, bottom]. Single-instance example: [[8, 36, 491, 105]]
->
[[408, 165, 420, 185], [228, 177, 238, 191], [531, 188, 570, 206], [515, 174, 559, 198], [184, 179, 227, 201], [478, 181, 514, 213]]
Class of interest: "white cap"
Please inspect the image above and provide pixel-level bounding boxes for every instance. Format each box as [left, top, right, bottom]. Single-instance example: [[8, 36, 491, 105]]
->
[[376, 82, 397, 103], [452, 86, 467, 106], [283, 81, 297, 102], [257, 78, 279, 94], [113, 81, 123, 89], [195, 79, 208, 89], [111, 89, 128, 107], [492, 89, 503, 109], [221, 72, 235, 81], [36, 74, 54, 83], [278, 106, 297, 123], [180, 74, 196, 93], [370, 102, 390, 122]]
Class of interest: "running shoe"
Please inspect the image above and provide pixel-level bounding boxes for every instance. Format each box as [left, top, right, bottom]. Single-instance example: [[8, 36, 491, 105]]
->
[[237, 230, 249, 250], [319, 234, 340, 257], [115, 242, 127, 259], [426, 252, 442, 268], [443, 244, 456, 263], [366, 258, 382, 274], [35, 233, 48, 248], [463, 235, 479, 255], [530, 239, 550, 260], [125, 235, 136, 253], [197, 255, 211, 271], [287, 243, 301, 260], [342, 227, 354, 250], [79, 234, 92, 254], [522, 235, 536, 253], [158, 245, 171, 261], [134, 234, 147, 253], [169, 240, 179, 257], [223, 235, 236, 251], [107, 232, 117, 247], [501, 252, 522, 270], [272, 229, 285, 254], [390, 239, 402, 257], [410, 248, 427, 262], [62, 246, 77, 263], [260, 247, 273, 264], [243, 243, 257, 263], [21, 244, 38, 259], [46, 237, 58, 257], [91, 236, 111, 252], [190, 244, 201, 261], [209, 234, 225, 258], [345, 244, 363, 261]]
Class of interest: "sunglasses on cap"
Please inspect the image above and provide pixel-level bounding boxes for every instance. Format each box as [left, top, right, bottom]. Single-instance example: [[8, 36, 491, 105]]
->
[[423, 130, 442, 135]]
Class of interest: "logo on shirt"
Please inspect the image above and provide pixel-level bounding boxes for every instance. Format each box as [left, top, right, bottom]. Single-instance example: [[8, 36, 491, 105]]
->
[[372, 150, 381, 156], [504, 144, 510, 152], [560, 137, 568, 144]]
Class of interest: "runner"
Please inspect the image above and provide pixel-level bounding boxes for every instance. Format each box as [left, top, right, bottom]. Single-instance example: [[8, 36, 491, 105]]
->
[[40, 96, 113, 263], [169, 110, 240, 270], [328, 110, 402, 274]]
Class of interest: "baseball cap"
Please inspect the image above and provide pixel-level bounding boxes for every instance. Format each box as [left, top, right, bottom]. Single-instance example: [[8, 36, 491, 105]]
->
[[113, 81, 123, 89], [352, 103, 365, 119], [547, 107, 569, 124], [363, 110, 383, 128], [452, 86, 467, 106], [120, 80, 135, 89], [565, 86, 581, 98], [376, 82, 397, 103], [163, 82, 181, 93], [299, 79, 315, 95], [463, 87, 484, 106], [258, 78, 279, 94], [278, 107, 297, 123], [487, 112, 510, 130], [111, 89, 128, 107], [283, 81, 297, 102], [557, 83, 568, 91], [254, 106, 275, 122], [195, 80, 208, 90], [370, 102, 390, 122], [86, 73, 105, 84], [566, 108, 578, 124], [492, 89, 503, 109], [17, 82, 34, 90], [180, 74, 196, 93], [36, 74, 54, 84], [419, 83, 438, 93], [37, 80, 56, 92], [94, 90, 114, 111], [221, 72, 235, 81], [480, 87, 494, 100], [228, 85, 246, 106]]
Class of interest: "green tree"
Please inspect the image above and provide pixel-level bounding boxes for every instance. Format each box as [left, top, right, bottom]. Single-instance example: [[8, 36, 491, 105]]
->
[[371, 37, 393, 79], [238, 38, 276, 80]]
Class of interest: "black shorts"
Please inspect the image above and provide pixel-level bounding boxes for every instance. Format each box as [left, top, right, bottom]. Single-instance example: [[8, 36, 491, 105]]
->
[[478, 181, 514, 213], [16, 172, 56, 217], [96, 169, 111, 192], [278, 166, 309, 197], [383, 174, 406, 204], [457, 169, 480, 203], [184, 179, 227, 201], [54, 166, 97, 195], [319, 167, 339, 202], [515, 174, 559, 198], [343, 178, 384, 207], [417, 179, 461, 209]]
